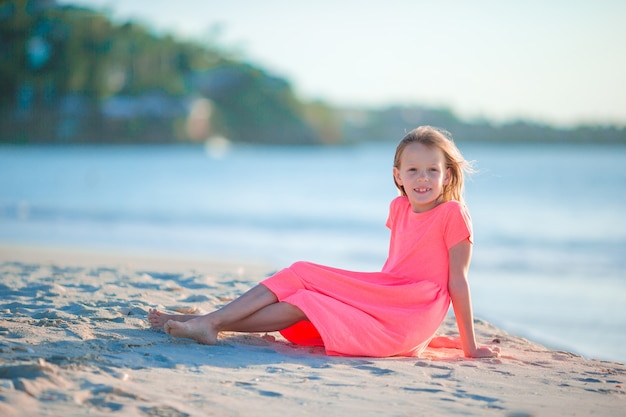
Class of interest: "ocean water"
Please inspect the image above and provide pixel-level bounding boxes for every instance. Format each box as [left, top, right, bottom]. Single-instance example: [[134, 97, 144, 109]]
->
[[1, 141, 625, 363]]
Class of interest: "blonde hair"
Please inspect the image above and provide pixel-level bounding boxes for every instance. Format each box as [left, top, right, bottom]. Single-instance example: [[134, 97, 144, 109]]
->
[[393, 126, 473, 203]]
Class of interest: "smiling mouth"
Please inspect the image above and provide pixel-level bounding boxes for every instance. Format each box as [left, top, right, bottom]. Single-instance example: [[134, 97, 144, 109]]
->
[[414, 187, 431, 193]]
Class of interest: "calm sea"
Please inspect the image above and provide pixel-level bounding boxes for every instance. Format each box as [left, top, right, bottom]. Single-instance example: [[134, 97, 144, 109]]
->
[[1, 141, 625, 363]]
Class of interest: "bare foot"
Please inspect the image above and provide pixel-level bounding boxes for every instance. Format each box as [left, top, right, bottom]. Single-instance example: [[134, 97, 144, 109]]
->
[[148, 309, 199, 329], [165, 317, 218, 345]]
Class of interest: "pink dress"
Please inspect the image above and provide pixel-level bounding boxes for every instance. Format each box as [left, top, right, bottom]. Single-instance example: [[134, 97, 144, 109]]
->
[[262, 196, 473, 357]]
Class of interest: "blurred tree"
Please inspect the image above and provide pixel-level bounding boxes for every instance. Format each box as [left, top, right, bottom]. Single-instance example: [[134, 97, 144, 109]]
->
[[0, 0, 623, 144], [303, 100, 342, 144], [0, 0, 321, 144], [190, 64, 318, 144]]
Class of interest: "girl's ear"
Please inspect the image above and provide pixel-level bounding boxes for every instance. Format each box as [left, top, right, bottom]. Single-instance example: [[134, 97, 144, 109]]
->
[[393, 167, 402, 186], [443, 168, 452, 185]]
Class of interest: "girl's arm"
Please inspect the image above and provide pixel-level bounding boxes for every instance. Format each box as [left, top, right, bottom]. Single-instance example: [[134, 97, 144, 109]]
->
[[448, 239, 500, 358]]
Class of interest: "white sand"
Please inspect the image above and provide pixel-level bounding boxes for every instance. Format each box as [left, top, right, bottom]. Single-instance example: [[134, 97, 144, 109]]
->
[[0, 244, 624, 417]]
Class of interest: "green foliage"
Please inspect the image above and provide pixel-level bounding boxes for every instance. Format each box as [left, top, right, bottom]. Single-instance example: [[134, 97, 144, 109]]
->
[[339, 106, 626, 144], [0, 0, 320, 144], [0, 0, 623, 145]]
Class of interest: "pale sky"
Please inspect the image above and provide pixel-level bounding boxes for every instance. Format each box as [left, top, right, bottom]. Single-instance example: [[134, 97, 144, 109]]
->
[[60, 0, 626, 127]]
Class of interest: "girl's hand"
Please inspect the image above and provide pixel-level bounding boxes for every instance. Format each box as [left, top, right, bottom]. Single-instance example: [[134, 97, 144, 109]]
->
[[467, 345, 501, 358]]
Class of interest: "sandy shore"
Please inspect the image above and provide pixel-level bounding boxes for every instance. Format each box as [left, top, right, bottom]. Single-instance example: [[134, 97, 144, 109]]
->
[[0, 244, 624, 416]]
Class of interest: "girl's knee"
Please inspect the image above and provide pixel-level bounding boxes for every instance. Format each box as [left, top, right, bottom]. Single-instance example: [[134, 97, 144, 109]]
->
[[290, 260, 309, 269]]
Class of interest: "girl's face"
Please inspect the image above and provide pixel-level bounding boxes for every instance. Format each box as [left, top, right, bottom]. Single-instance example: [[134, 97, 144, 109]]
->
[[393, 142, 451, 213]]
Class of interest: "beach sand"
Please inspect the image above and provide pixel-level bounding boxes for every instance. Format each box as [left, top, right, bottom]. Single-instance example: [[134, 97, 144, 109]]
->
[[0, 244, 624, 416]]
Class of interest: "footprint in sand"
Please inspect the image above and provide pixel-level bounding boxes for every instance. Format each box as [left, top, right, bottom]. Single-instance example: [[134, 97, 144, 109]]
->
[[139, 405, 190, 417]]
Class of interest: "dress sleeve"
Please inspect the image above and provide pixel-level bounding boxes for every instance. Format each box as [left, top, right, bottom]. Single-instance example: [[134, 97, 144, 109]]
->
[[443, 202, 473, 248], [385, 196, 403, 229]]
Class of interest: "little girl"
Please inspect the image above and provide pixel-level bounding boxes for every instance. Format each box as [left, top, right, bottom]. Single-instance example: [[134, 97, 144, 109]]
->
[[149, 126, 500, 358]]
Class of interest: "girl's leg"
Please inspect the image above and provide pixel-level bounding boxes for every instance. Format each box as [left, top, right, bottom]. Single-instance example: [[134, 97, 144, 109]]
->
[[223, 301, 306, 332], [165, 284, 307, 344]]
